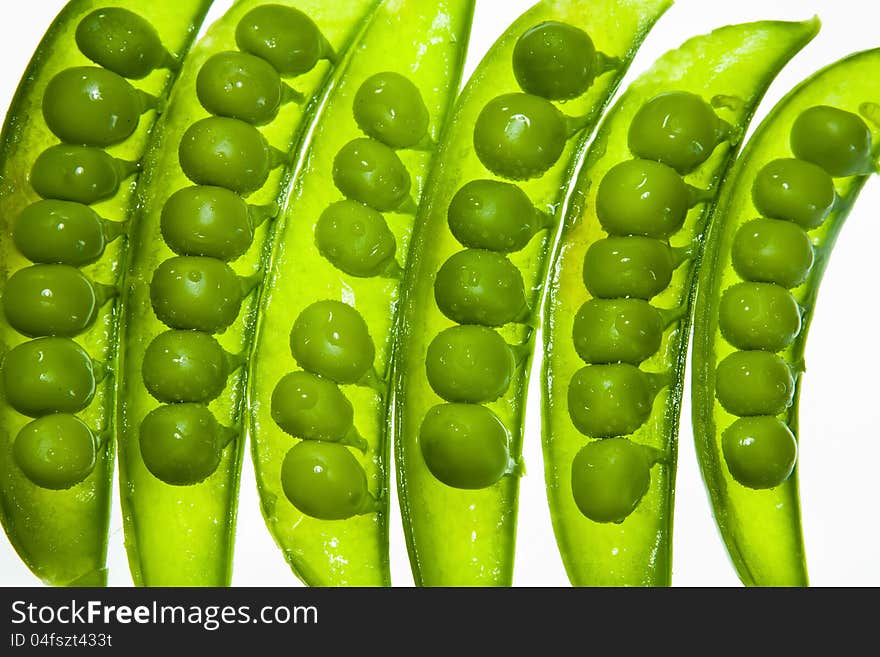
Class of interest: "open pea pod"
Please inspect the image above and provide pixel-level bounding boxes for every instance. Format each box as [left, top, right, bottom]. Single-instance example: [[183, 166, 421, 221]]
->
[[116, 0, 378, 586], [248, 0, 474, 587], [392, 0, 672, 587], [691, 49, 880, 586], [0, 0, 214, 586], [542, 18, 819, 586]]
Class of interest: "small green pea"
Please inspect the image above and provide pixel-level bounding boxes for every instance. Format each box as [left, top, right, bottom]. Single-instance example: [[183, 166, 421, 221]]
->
[[715, 351, 795, 416], [722, 416, 797, 489], [161, 186, 255, 261], [280, 442, 370, 520], [353, 71, 429, 148], [271, 370, 354, 441], [582, 236, 675, 300], [150, 257, 244, 332], [142, 330, 230, 403], [790, 105, 873, 177], [751, 158, 836, 229], [14, 200, 108, 265], [332, 138, 412, 211], [512, 21, 598, 100], [197, 51, 287, 125], [732, 219, 814, 288], [419, 403, 510, 489], [30, 145, 136, 204], [425, 325, 514, 403], [568, 364, 655, 438], [75, 7, 170, 79], [719, 282, 802, 352], [571, 438, 654, 523], [572, 298, 664, 364], [14, 414, 97, 490], [315, 200, 397, 277]]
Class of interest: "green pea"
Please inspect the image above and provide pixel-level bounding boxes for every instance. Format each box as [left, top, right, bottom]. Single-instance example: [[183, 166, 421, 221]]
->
[[425, 325, 514, 403], [582, 236, 675, 300], [790, 105, 873, 177], [332, 138, 412, 211], [2, 337, 97, 417], [719, 282, 802, 352], [353, 71, 429, 148], [30, 145, 137, 204], [715, 351, 795, 416], [596, 159, 691, 238], [42, 66, 149, 147], [434, 249, 529, 326], [419, 403, 510, 489], [751, 158, 836, 229], [732, 219, 814, 288], [570, 438, 654, 523], [235, 4, 333, 77], [473, 93, 567, 180], [280, 442, 370, 520], [139, 403, 229, 486], [289, 300, 375, 385], [75, 7, 170, 79], [512, 21, 598, 100], [315, 200, 397, 277], [197, 51, 287, 125], [161, 186, 255, 261], [568, 364, 654, 438], [447, 179, 547, 252], [722, 416, 797, 489], [142, 330, 230, 403], [271, 371, 354, 441], [572, 298, 664, 364], [13, 414, 97, 490], [14, 200, 110, 266], [150, 257, 244, 332], [628, 91, 726, 173]]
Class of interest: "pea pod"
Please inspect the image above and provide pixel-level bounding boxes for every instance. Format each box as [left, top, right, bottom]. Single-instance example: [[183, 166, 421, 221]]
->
[[116, 0, 377, 586], [541, 18, 819, 586], [691, 49, 880, 586], [248, 0, 474, 586]]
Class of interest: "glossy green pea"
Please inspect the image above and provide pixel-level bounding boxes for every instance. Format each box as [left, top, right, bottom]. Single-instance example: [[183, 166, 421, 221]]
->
[[512, 21, 598, 101], [447, 179, 547, 253], [568, 364, 654, 438], [572, 298, 664, 364], [280, 441, 370, 520], [14, 200, 116, 266], [289, 300, 375, 385], [197, 51, 289, 125], [732, 218, 814, 288], [419, 403, 510, 489], [13, 414, 97, 490], [434, 249, 529, 326], [719, 282, 802, 352], [790, 105, 873, 177], [722, 416, 797, 490], [715, 350, 794, 416], [150, 257, 244, 332], [332, 138, 412, 211], [142, 330, 230, 403], [353, 71, 429, 148], [751, 158, 835, 229], [425, 325, 515, 403], [596, 159, 691, 238], [30, 144, 137, 205], [571, 438, 654, 524], [315, 200, 397, 277], [271, 371, 354, 441], [75, 7, 171, 79], [582, 236, 675, 300]]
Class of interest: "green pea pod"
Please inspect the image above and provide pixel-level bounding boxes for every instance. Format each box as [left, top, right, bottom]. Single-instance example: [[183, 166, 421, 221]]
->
[[392, 0, 672, 587], [541, 18, 819, 586], [248, 0, 474, 587], [0, 0, 214, 586], [116, 0, 377, 586], [691, 49, 880, 586]]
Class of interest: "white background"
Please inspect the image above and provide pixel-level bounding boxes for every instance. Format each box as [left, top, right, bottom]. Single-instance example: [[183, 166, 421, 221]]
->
[[1, 0, 878, 587]]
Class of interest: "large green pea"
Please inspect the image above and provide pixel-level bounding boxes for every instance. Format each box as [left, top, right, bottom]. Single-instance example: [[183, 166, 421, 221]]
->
[[150, 257, 244, 332], [719, 282, 802, 352], [425, 326, 514, 403], [732, 219, 814, 288], [568, 364, 654, 438], [434, 249, 529, 326], [289, 300, 375, 385], [30, 145, 136, 204], [314, 200, 397, 277], [790, 105, 873, 177], [715, 351, 795, 416], [332, 138, 412, 211], [235, 4, 332, 77], [13, 414, 97, 490], [142, 330, 230, 403], [572, 298, 664, 364], [751, 158, 836, 229], [419, 403, 510, 490], [14, 200, 108, 266], [722, 416, 797, 489], [571, 438, 654, 523], [280, 442, 370, 520], [161, 186, 255, 261], [271, 371, 353, 441], [197, 51, 286, 125], [473, 93, 567, 180], [353, 71, 429, 148], [512, 21, 598, 100], [75, 7, 170, 79], [582, 236, 675, 300]]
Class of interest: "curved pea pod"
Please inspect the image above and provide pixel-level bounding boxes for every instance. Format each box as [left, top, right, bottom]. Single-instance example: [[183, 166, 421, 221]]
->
[[116, 0, 378, 586], [248, 0, 474, 587], [542, 18, 820, 586], [0, 0, 213, 587], [392, 0, 673, 587], [691, 49, 880, 587]]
